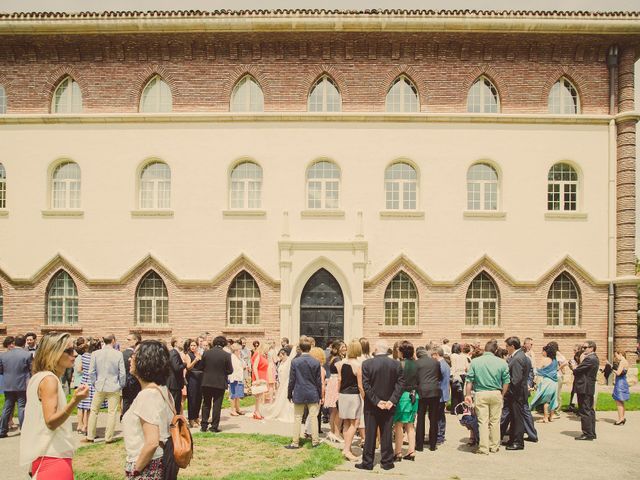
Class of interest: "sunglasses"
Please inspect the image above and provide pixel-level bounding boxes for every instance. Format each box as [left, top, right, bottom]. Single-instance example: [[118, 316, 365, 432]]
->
[[63, 347, 76, 356]]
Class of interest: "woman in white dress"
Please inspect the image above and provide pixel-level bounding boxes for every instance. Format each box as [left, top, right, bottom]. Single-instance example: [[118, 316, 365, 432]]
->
[[262, 348, 294, 423]]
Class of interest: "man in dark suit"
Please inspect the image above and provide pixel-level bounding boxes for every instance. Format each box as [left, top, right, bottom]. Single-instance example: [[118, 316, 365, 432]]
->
[[356, 340, 404, 471], [166, 337, 186, 414], [504, 336, 530, 451], [415, 346, 442, 452], [121, 332, 141, 418], [0, 335, 32, 438], [571, 340, 599, 440], [200, 335, 233, 433]]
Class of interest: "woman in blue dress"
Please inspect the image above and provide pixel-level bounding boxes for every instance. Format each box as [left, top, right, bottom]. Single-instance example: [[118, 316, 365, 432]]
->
[[529, 343, 559, 423], [77, 338, 103, 434], [612, 350, 630, 426]]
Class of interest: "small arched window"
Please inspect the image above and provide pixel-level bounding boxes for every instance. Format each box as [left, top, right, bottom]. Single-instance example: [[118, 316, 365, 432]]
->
[[467, 76, 499, 113], [384, 272, 418, 326], [386, 75, 419, 113], [231, 76, 264, 112], [547, 163, 578, 211], [139, 161, 171, 209], [52, 162, 81, 209], [0, 163, 5, 209], [140, 76, 172, 113], [308, 76, 341, 112], [467, 163, 498, 211], [227, 271, 261, 325], [230, 161, 263, 209], [136, 271, 168, 325], [547, 273, 579, 326], [307, 161, 340, 209], [548, 77, 580, 114], [385, 162, 417, 210], [0, 85, 6, 114], [466, 272, 499, 326], [47, 271, 78, 325], [52, 77, 82, 113]]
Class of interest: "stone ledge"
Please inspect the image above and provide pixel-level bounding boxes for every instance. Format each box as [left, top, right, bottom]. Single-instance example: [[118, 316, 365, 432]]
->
[[542, 328, 587, 336], [40, 324, 83, 333], [300, 209, 345, 218], [221, 327, 266, 335], [544, 212, 588, 221], [379, 329, 423, 336], [0, 210, 8, 218], [41, 209, 84, 218], [222, 209, 267, 218], [463, 210, 507, 219], [130, 326, 173, 334], [379, 210, 425, 219], [460, 328, 505, 337], [131, 209, 174, 218]]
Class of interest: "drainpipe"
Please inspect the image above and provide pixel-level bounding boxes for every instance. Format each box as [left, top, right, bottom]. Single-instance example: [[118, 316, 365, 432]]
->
[[608, 283, 615, 369]]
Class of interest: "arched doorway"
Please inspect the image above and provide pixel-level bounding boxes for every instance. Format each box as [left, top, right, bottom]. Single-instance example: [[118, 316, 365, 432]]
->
[[300, 268, 344, 349]]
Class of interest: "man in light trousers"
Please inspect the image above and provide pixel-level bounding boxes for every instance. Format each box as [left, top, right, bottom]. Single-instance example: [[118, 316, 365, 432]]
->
[[86, 334, 126, 443]]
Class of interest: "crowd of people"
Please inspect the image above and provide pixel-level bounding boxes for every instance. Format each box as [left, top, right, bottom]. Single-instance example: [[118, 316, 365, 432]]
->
[[0, 330, 633, 478]]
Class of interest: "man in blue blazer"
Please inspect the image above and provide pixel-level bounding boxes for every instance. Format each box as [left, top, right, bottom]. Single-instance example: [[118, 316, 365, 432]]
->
[[0, 335, 32, 437]]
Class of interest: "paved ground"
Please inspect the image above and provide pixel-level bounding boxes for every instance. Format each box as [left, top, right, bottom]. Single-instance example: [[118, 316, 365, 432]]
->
[[1, 408, 638, 480]]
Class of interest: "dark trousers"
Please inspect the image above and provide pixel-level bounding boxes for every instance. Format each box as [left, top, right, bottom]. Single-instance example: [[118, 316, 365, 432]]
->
[[449, 375, 465, 414], [187, 375, 203, 421], [362, 406, 394, 468], [508, 397, 525, 445], [415, 396, 440, 451], [577, 393, 596, 437], [437, 401, 447, 443], [201, 386, 225, 430], [0, 391, 26, 435], [121, 377, 141, 419], [500, 402, 538, 441], [169, 388, 182, 415]]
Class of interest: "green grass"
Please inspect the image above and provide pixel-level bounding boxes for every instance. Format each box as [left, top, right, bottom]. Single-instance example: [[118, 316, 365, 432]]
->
[[558, 392, 640, 411]]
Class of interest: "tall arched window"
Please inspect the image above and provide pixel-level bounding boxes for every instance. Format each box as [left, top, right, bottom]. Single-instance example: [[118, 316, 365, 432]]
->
[[386, 75, 419, 113], [0, 163, 5, 209], [0, 284, 4, 324], [136, 271, 168, 325], [139, 161, 171, 209], [230, 161, 263, 209], [308, 75, 341, 112], [548, 77, 580, 114], [467, 163, 498, 211], [0, 85, 6, 114], [466, 272, 499, 326], [547, 273, 579, 326], [385, 162, 417, 210], [467, 76, 499, 113], [140, 76, 172, 113], [307, 161, 340, 209], [52, 77, 82, 113], [227, 271, 260, 325], [231, 76, 264, 112], [52, 162, 81, 209], [384, 272, 418, 326], [47, 271, 78, 325], [547, 163, 578, 211]]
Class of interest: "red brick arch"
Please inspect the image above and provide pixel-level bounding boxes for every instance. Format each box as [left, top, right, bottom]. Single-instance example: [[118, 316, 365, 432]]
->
[[224, 65, 271, 111], [300, 64, 351, 106], [378, 65, 430, 112], [128, 65, 179, 112], [460, 65, 510, 111], [43, 65, 89, 113], [540, 66, 590, 112]]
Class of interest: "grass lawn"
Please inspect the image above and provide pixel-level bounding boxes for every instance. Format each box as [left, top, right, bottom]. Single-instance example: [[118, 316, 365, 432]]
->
[[75, 433, 343, 480], [558, 392, 640, 411]]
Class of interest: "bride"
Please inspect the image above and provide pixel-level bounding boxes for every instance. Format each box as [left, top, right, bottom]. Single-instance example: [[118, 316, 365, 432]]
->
[[262, 347, 295, 422]]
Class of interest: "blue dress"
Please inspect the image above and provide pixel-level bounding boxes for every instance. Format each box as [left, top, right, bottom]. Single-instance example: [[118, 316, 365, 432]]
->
[[530, 359, 559, 412], [612, 370, 630, 402]]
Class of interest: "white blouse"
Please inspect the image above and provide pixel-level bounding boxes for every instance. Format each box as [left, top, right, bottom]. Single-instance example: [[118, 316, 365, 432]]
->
[[228, 354, 244, 383]]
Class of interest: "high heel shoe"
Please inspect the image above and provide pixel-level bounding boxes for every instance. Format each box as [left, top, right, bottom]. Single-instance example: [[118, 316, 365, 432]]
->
[[252, 412, 264, 420], [343, 451, 359, 462], [393, 454, 403, 462], [402, 452, 416, 461], [326, 432, 344, 443], [614, 419, 626, 426]]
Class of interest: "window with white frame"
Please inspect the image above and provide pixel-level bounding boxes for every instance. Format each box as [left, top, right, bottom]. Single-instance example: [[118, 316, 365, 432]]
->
[[227, 271, 260, 325], [386, 75, 419, 113], [140, 76, 172, 113], [0, 284, 3, 323], [0, 163, 5, 209], [384, 272, 417, 326], [139, 162, 171, 209], [52, 77, 82, 113], [465, 272, 499, 326], [467, 163, 498, 211], [308, 75, 341, 112], [47, 271, 78, 325], [51, 162, 81, 209], [547, 273, 579, 326], [547, 163, 578, 211], [230, 161, 263, 209], [0, 85, 6, 114], [467, 76, 499, 113], [136, 271, 168, 325], [548, 78, 580, 114], [385, 162, 417, 210], [307, 161, 340, 209], [231, 76, 264, 112]]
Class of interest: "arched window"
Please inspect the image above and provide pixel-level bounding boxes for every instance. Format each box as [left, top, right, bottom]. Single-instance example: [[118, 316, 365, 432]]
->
[[227, 271, 261, 325], [467, 163, 498, 211], [230, 161, 263, 209], [140, 76, 172, 113], [385, 162, 417, 210], [52, 77, 82, 113], [384, 272, 417, 326], [467, 76, 499, 113], [0, 163, 5, 209], [47, 271, 78, 325], [548, 77, 579, 114], [547, 273, 579, 326], [307, 161, 340, 209], [547, 163, 578, 211], [139, 161, 171, 209], [466, 272, 499, 326], [231, 76, 264, 112], [0, 284, 4, 324], [386, 75, 419, 113], [52, 162, 81, 209], [136, 271, 168, 325], [0, 85, 6, 114], [308, 75, 341, 112]]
